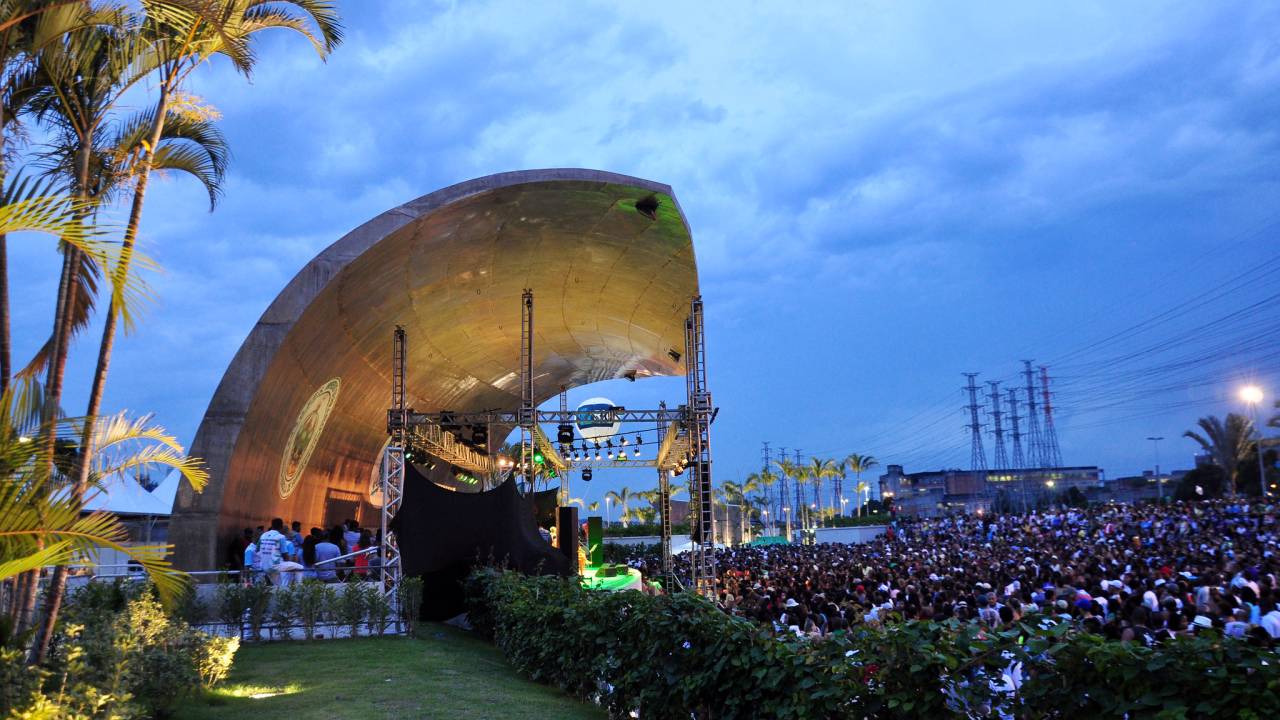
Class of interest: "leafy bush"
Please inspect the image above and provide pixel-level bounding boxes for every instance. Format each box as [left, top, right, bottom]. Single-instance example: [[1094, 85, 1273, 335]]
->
[[466, 569, 1280, 719], [215, 581, 248, 639], [270, 581, 300, 640], [336, 578, 368, 638], [367, 587, 392, 637], [241, 582, 273, 642], [295, 579, 333, 640], [2, 582, 241, 719], [398, 576, 424, 635]]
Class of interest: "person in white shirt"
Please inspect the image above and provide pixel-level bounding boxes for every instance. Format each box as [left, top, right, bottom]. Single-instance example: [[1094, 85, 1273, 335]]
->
[[1260, 601, 1280, 639], [256, 518, 289, 583]]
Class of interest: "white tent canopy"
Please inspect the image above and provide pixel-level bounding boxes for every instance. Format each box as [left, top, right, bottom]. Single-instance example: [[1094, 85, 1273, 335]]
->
[[82, 473, 171, 516]]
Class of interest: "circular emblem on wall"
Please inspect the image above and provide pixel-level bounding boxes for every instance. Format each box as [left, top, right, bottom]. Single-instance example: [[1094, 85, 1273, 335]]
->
[[278, 377, 341, 499]]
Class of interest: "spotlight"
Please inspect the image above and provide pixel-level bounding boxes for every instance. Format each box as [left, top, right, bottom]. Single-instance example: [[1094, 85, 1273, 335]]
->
[[582, 468, 593, 482], [619, 450, 628, 460], [595, 450, 602, 460], [633, 447, 641, 457], [556, 424, 574, 444], [607, 449, 614, 459], [620, 437, 629, 446], [634, 434, 642, 446]]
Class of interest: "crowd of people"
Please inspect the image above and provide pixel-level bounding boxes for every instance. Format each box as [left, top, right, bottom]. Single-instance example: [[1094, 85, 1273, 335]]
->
[[640, 501, 1280, 647], [229, 517, 379, 584]]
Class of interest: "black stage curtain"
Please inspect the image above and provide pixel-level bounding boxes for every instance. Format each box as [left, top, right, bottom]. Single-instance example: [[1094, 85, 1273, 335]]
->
[[533, 486, 561, 529], [391, 466, 570, 620]]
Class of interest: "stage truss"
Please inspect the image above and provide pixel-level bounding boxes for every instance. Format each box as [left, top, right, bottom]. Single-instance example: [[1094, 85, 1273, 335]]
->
[[380, 292, 718, 599]]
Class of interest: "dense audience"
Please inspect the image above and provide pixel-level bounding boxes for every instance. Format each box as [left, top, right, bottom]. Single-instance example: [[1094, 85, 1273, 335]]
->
[[231, 517, 379, 584], [643, 500, 1280, 647]]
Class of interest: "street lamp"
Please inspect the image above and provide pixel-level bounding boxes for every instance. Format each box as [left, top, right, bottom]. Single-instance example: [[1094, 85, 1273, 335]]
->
[[1240, 385, 1268, 498], [1146, 436, 1164, 502], [840, 496, 848, 518]]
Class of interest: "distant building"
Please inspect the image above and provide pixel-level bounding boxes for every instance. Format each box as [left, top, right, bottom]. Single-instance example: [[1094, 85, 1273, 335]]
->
[[879, 464, 1103, 517]]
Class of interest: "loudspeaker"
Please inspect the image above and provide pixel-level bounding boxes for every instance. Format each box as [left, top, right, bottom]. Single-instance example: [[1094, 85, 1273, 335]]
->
[[556, 506, 579, 571], [587, 516, 603, 566]]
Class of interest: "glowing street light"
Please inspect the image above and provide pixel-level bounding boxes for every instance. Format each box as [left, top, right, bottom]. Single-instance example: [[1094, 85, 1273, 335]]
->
[[1240, 385, 1269, 498]]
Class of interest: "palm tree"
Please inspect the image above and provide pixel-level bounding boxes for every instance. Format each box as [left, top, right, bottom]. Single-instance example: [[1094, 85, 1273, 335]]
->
[[0, 380, 207, 620], [719, 480, 748, 543], [605, 487, 632, 527], [854, 480, 870, 517], [807, 458, 839, 527], [1184, 414, 1255, 497], [69, 0, 342, 493], [587, 500, 599, 513], [844, 453, 879, 517]]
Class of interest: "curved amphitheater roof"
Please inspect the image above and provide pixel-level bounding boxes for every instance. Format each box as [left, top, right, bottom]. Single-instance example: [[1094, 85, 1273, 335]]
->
[[170, 169, 699, 569]]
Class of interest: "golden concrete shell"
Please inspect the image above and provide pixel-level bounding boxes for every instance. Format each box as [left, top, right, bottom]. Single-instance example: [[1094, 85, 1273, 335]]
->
[[169, 169, 699, 569]]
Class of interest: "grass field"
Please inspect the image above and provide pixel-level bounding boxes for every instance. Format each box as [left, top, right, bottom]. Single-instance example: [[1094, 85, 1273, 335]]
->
[[174, 624, 604, 720]]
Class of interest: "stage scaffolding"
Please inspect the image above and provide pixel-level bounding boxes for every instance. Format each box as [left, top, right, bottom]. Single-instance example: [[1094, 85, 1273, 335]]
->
[[381, 293, 718, 598]]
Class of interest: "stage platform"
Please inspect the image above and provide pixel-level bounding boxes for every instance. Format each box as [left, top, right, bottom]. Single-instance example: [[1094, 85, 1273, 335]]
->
[[580, 564, 645, 592]]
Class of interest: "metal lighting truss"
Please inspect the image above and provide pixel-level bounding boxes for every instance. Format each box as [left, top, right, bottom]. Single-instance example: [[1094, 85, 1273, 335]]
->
[[383, 291, 717, 597]]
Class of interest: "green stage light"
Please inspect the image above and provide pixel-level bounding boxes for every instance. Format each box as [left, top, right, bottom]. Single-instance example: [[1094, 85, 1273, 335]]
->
[[533, 451, 545, 465]]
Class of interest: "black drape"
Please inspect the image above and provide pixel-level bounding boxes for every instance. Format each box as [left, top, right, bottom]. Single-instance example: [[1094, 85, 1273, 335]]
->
[[390, 466, 570, 620]]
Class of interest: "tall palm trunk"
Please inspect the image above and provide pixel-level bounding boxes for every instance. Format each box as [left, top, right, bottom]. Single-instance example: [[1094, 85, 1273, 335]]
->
[[32, 88, 170, 664], [17, 142, 90, 646], [1, 97, 9, 394]]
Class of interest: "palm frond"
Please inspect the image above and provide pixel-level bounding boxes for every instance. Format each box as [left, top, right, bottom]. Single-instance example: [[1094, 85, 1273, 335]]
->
[[90, 411, 209, 491]]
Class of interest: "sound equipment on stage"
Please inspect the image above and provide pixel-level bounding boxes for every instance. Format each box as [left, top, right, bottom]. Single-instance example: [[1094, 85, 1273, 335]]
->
[[557, 505, 579, 569], [587, 516, 603, 566]]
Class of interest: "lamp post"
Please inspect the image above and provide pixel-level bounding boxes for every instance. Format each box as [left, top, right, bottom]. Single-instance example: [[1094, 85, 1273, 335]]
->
[[762, 508, 769, 536], [840, 496, 848, 520], [1146, 436, 1164, 502], [1241, 385, 1268, 498], [605, 496, 612, 526]]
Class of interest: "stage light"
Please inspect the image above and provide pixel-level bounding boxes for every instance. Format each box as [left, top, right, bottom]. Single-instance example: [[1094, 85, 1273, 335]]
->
[[557, 423, 574, 444], [634, 435, 642, 446], [595, 450, 602, 460], [620, 436, 628, 446], [533, 451, 545, 465], [619, 450, 628, 460], [633, 447, 642, 457], [607, 449, 614, 459], [582, 468, 593, 482]]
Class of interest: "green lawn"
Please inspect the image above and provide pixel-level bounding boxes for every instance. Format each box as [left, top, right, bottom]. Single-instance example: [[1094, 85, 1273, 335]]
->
[[174, 624, 604, 720]]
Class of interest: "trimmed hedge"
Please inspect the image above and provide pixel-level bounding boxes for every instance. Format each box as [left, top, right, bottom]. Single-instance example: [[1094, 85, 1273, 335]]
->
[[466, 569, 1280, 719]]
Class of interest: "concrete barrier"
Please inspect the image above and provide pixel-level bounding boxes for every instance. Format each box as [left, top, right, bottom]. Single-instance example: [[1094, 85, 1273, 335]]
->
[[813, 525, 887, 545]]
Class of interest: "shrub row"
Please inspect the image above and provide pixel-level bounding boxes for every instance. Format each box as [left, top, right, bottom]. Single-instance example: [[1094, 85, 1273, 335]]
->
[[466, 569, 1280, 719], [176, 576, 424, 641], [2, 582, 237, 719]]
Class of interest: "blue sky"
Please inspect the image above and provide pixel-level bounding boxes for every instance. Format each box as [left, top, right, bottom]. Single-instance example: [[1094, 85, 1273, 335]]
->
[[10, 1, 1280, 509]]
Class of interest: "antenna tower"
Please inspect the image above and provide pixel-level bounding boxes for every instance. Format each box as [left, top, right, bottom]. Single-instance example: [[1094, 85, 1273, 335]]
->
[[1022, 361, 1045, 468], [1006, 388, 1025, 468], [987, 381, 1008, 469], [964, 373, 988, 471], [1039, 366, 1063, 467]]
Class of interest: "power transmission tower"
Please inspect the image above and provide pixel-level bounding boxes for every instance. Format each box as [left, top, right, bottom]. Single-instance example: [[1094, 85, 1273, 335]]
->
[[1039, 366, 1063, 467], [988, 381, 1008, 469], [1006, 388, 1025, 468], [1022, 361, 1045, 468], [964, 373, 988, 471], [777, 445, 790, 538]]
